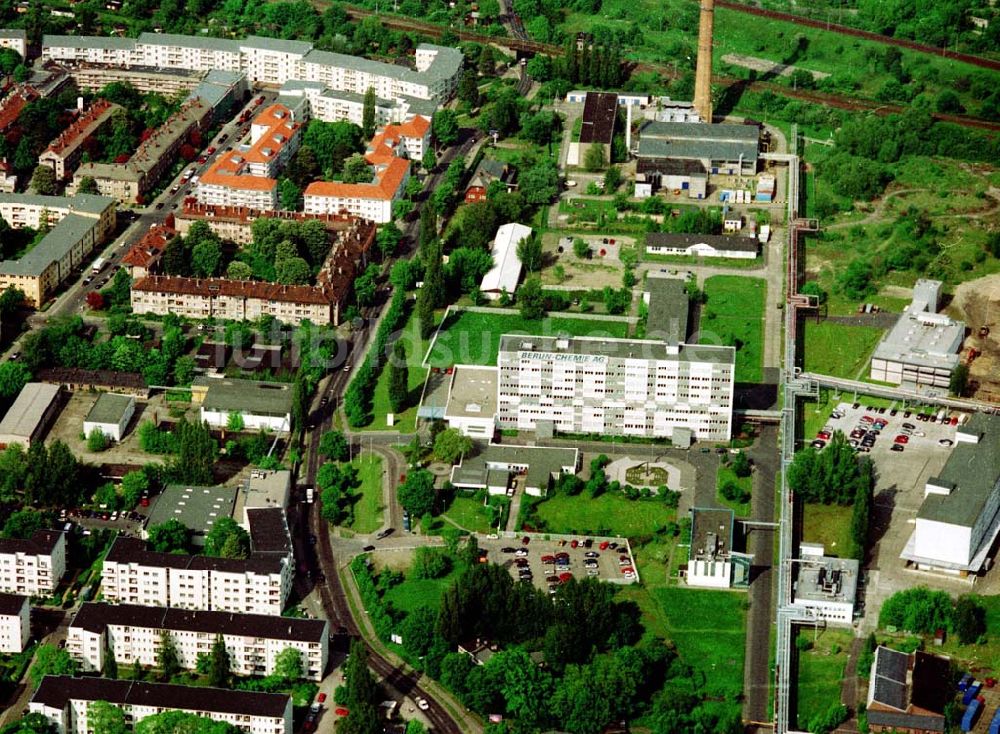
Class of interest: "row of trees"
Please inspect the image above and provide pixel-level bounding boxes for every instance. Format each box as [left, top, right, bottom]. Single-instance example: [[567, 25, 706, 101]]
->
[[138, 416, 218, 485], [879, 587, 987, 645], [787, 432, 874, 561]]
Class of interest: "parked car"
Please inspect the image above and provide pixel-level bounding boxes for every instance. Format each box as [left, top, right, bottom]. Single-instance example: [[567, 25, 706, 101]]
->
[[584, 551, 599, 558], [894, 435, 909, 444], [890, 444, 905, 452], [902, 422, 916, 430], [938, 439, 954, 447], [514, 548, 528, 557], [810, 440, 826, 449], [817, 431, 831, 440], [501, 547, 516, 554]]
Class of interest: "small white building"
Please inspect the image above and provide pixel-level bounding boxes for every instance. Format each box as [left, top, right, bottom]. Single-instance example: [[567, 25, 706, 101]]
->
[[442, 366, 499, 438], [82, 393, 135, 442], [687, 508, 742, 588], [192, 376, 293, 433], [68, 602, 328, 680], [480, 223, 531, 300], [790, 545, 858, 626], [0, 530, 67, 597], [0, 594, 30, 653], [0, 29, 27, 58], [645, 232, 758, 260]]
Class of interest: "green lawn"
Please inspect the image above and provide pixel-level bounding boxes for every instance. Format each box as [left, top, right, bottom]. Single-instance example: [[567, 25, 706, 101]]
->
[[795, 628, 852, 730], [442, 494, 496, 534], [885, 594, 1000, 674], [716, 465, 752, 517], [347, 456, 384, 534], [383, 569, 459, 616], [530, 492, 677, 537], [803, 320, 885, 380], [650, 587, 747, 700], [368, 304, 437, 432], [802, 503, 853, 558], [700, 275, 767, 383], [426, 309, 629, 368]]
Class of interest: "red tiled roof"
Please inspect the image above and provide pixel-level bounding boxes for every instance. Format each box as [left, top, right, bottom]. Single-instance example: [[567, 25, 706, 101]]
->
[[132, 275, 336, 306], [0, 87, 38, 132], [200, 103, 299, 192], [304, 156, 409, 202], [43, 99, 118, 156], [121, 225, 174, 268]]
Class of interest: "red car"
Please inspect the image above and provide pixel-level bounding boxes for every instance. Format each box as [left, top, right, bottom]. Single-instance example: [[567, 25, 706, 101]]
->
[[317, 693, 327, 703], [558, 573, 572, 583], [570, 540, 578, 549], [817, 431, 831, 440], [540, 555, 554, 563], [894, 435, 909, 444], [521, 536, 530, 545], [335, 707, 349, 717], [599, 541, 609, 550], [206, 146, 216, 155]]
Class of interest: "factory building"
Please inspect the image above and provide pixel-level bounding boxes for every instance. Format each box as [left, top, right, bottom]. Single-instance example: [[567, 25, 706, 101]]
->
[[0, 382, 62, 449], [645, 232, 759, 260], [866, 647, 950, 734], [686, 507, 750, 589], [82, 392, 135, 443], [901, 413, 1000, 576], [790, 545, 859, 626], [450, 444, 579, 498], [636, 121, 758, 177], [567, 91, 617, 167], [191, 377, 293, 433], [480, 223, 531, 300], [870, 279, 965, 390]]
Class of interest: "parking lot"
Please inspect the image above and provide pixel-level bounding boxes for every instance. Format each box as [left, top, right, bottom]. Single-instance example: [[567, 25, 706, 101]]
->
[[478, 534, 638, 593], [812, 401, 970, 627]]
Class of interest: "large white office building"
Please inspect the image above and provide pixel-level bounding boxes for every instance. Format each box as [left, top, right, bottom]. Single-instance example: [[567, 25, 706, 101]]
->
[[68, 602, 328, 680], [101, 538, 292, 616], [870, 279, 965, 389], [31, 676, 292, 734], [0, 530, 66, 597], [901, 413, 1000, 576], [42, 35, 461, 101], [496, 335, 735, 441]]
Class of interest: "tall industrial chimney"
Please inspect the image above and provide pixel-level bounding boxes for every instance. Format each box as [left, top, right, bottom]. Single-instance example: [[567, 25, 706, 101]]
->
[[693, 0, 715, 124]]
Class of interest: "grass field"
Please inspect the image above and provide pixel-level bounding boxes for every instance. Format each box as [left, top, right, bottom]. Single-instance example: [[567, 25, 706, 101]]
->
[[716, 465, 752, 517], [562, 0, 989, 113], [368, 305, 437, 432], [347, 456, 384, 534], [530, 492, 677, 537], [802, 503, 854, 558], [803, 320, 885, 379], [442, 494, 496, 534], [700, 275, 767, 383], [649, 588, 747, 700], [383, 568, 460, 616], [426, 309, 630, 368], [795, 628, 852, 729]]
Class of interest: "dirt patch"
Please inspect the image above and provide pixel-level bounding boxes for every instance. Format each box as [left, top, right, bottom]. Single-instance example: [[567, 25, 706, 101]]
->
[[721, 53, 830, 81], [951, 274, 1000, 401]]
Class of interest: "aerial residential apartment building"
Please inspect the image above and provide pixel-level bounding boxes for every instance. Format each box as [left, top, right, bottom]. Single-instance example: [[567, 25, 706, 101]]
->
[[71, 99, 212, 203], [0, 530, 66, 597], [42, 35, 462, 101], [101, 537, 292, 616], [301, 116, 425, 223], [277, 80, 437, 128], [38, 99, 122, 180], [120, 224, 172, 279], [30, 676, 292, 734], [0, 193, 117, 307], [68, 602, 328, 680], [496, 334, 735, 441], [0, 29, 27, 58], [0, 594, 30, 653], [175, 200, 371, 245], [197, 103, 302, 211]]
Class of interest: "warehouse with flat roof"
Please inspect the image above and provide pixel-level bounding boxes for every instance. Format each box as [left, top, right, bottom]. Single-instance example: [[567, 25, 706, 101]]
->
[[83, 392, 135, 442], [901, 413, 1000, 576], [192, 376, 293, 433], [644, 276, 690, 345], [0, 383, 62, 449], [480, 223, 531, 300], [144, 485, 239, 547], [450, 443, 579, 497], [636, 121, 759, 176]]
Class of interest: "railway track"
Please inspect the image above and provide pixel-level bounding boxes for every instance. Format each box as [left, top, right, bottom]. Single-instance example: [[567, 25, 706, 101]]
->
[[716, 0, 1000, 73]]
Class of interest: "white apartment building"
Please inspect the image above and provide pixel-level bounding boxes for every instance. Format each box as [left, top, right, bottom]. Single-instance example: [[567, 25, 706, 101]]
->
[[68, 602, 328, 680], [496, 335, 735, 441], [42, 36, 462, 102], [240, 36, 312, 85], [197, 103, 301, 211], [278, 82, 437, 128], [0, 594, 30, 653], [31, 677, 292, 734], [0, 531, 66, 597], [101, 538, 291, 616], [0, 29, 27, 58]]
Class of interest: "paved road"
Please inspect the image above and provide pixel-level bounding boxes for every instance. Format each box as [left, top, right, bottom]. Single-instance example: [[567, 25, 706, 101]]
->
[[743, 425, 779, 725]]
